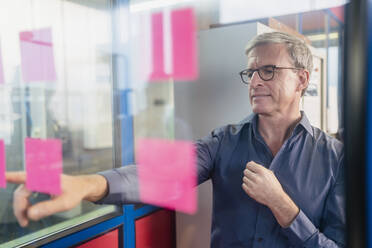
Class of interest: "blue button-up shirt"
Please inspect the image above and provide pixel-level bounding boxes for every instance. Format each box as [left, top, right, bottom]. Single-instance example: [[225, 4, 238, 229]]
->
[[98, 112, 345, 248]]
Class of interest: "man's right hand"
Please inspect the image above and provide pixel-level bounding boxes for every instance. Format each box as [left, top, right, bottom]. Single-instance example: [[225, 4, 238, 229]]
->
[[5, 172, 108, 227]]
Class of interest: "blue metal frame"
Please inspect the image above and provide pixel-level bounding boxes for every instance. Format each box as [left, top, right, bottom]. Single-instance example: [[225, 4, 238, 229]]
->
[[297, 13, 303, 34], [324, 8, 345, 27], [364, 0, 370, 244], [41, 214, 125, 248], [133, 205, 160, 219], [123, 205, 160, 248], [115, 0, 137, 247], [325, 10, 330, 109], [322, 7, 345, 116]]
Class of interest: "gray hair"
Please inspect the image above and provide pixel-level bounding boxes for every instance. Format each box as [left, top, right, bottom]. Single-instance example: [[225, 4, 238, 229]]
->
[[245, 32, 313, 96]]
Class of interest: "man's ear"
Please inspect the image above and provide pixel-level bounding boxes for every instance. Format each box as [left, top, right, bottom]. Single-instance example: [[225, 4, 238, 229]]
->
[[297, 69, 310, 93]]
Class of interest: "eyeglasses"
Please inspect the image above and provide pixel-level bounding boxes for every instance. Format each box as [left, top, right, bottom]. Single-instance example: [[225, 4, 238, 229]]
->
[[239, 65, 303, 85]]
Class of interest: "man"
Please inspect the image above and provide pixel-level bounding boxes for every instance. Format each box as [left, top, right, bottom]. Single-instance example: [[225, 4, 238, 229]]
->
[[6, 32, 345, 247]]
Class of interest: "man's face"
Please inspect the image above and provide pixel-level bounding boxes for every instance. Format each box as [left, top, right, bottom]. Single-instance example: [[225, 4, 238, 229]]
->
[[247, 43, 304, 116]]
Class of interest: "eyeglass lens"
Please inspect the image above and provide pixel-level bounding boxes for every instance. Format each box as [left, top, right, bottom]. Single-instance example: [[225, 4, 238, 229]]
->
[[241, 66, 275, 84]]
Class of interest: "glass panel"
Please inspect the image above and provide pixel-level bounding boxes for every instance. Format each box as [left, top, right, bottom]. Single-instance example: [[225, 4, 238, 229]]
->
[[0, 0, 347, 247], [149, 1, 345, 248], [303, 9, 344, 134], [0, 0, 119, 246]]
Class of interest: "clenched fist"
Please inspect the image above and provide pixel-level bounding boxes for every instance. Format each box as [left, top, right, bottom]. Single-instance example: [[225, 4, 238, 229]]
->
[[242, 161, 299, 227]]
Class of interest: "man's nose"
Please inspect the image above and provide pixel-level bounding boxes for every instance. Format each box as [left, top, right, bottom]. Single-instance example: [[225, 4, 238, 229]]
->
[[250, 71, 263, 87]]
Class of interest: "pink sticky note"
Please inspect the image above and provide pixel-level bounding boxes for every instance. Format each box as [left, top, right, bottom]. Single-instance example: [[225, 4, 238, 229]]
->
[[136, 139, 197, 214], [171, 8, 198, 80], [0, 140, 6, 188], [25, 138, 62, 195], [149, 8, 198, 82], [0, 44, 5, 85], [19, 28, 57, 82], [149, 12, 168, 81]]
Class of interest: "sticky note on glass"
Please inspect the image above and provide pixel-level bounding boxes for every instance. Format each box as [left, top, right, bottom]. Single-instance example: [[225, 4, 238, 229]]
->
[[149, 12, 167, 81], [149, 8, 198, 82], [0, 43, 5, 85], [136, 139, 197, 214], [171, 8, 198, 80], [25, 138, 62, 195], [0, 140, 6, 188], [19, 28, 57, 82]]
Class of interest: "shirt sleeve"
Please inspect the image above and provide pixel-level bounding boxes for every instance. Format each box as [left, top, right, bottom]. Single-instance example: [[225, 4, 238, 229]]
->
[[95, 128, 224, 205], [195, 128, 223, 185], [95, 164, 141, 205], [281, 154, 346, 247]]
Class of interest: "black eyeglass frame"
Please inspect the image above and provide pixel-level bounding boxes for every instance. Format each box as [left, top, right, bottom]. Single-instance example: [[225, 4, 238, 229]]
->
[[239, 65, 304, 84]]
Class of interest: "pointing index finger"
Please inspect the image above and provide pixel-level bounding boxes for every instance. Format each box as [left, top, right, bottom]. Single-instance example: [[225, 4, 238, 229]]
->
[[27, 194, 77, 221], [6, 171, 26, 184]]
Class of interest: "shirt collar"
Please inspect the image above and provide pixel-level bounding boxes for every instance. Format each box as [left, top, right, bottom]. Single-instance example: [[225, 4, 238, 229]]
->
[[239, 111, 314, 137], [297, 111, 314, 137]]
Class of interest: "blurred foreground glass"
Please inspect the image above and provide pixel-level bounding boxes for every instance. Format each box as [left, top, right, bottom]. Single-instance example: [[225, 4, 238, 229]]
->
[[0, 0, 118, 246]]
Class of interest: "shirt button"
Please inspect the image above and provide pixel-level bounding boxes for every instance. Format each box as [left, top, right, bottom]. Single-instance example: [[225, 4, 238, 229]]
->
[[257, 237, 263, 242]]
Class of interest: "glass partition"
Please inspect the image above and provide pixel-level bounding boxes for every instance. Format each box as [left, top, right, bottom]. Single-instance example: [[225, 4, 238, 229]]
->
[[0, 0, 119, 246], [0, 0, 347, 247]]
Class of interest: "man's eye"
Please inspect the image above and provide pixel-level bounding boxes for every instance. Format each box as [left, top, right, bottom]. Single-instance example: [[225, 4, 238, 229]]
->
[[261, 68, 273, 75], [247, 71, 254, 78]]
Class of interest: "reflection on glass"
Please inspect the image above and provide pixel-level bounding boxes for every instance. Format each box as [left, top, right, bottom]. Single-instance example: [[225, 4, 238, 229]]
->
[[0, 0, 117, 246]]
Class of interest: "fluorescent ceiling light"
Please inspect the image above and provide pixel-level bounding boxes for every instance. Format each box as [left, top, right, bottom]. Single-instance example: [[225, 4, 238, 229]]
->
[[220, 0, 348, 24], [307, 32, 339, 41], [130, 0, 195, 12]]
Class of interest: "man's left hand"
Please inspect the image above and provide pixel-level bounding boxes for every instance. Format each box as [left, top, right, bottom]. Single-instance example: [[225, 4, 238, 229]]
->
[[242, 161, 284, 206], [242, 161, 299, 227]]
